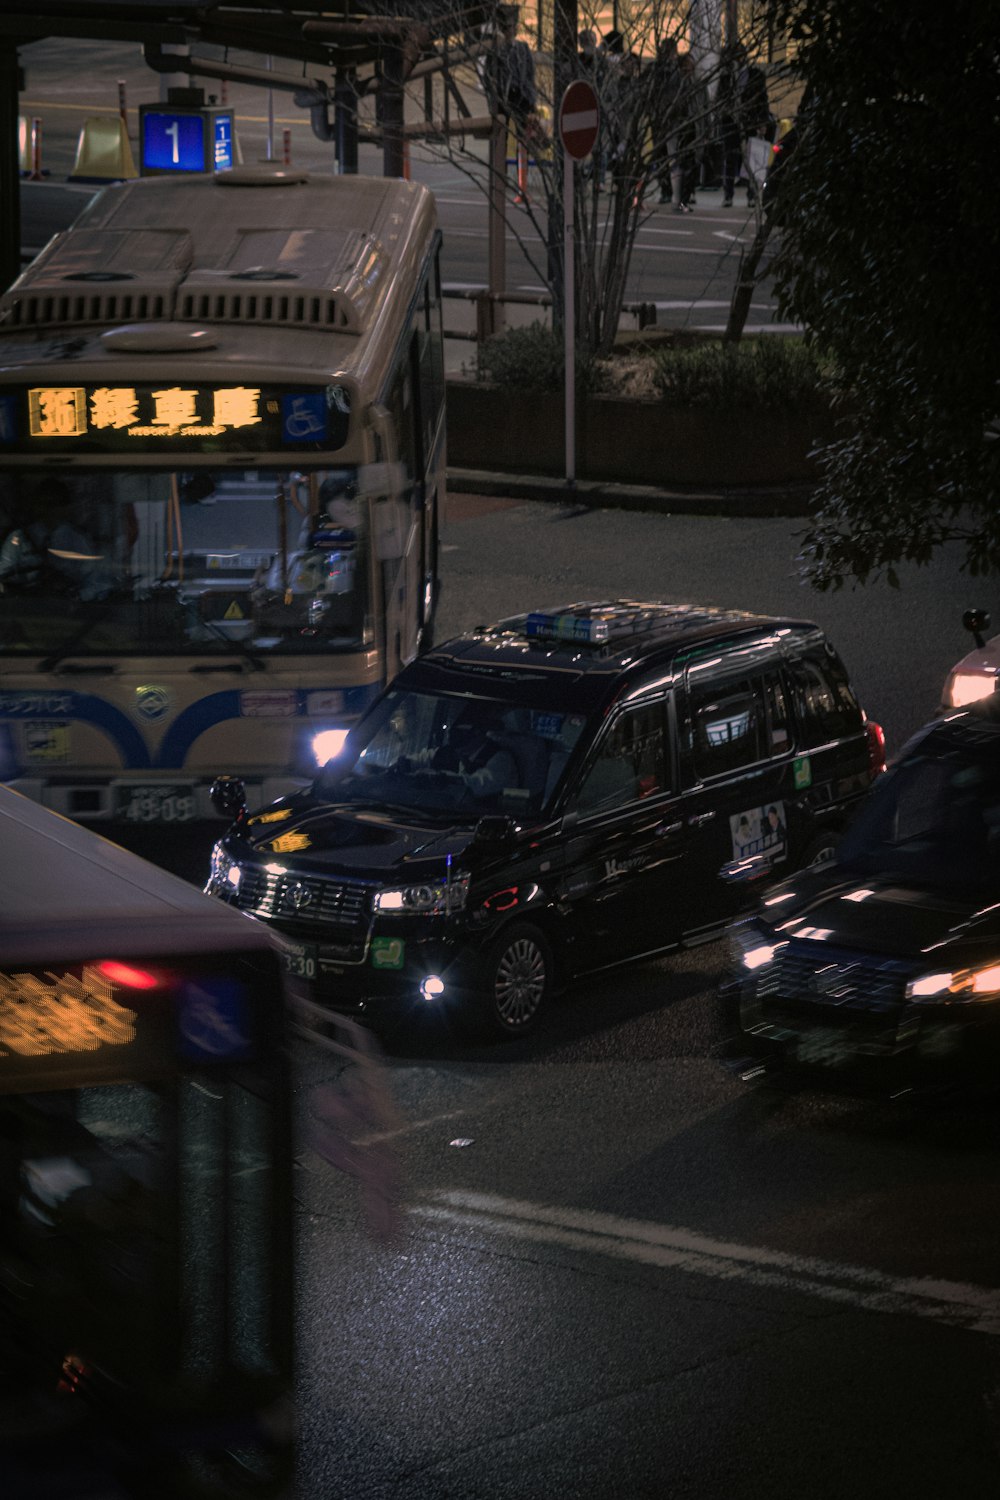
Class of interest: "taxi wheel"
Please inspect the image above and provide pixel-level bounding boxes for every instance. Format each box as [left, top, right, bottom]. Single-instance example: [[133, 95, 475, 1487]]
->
[[800, 832, 838, 869], [477, 923, 552, 1039]]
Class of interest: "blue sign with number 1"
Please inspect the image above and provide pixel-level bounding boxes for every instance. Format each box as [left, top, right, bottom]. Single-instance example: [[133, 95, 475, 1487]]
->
[[143, 111, 207, 172]]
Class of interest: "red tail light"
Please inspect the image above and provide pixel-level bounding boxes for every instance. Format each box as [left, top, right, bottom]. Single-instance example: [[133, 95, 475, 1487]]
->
[[864, 717, 886, 777]]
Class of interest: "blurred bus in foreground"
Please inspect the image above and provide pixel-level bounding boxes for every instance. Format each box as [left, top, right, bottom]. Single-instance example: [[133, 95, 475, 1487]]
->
[[0, 785, 295, 1498]]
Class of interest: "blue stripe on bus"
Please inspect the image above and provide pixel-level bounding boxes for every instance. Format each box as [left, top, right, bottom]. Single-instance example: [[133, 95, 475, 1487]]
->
[[155, 690, 245, 768], [0, 693, 151, 768], [0, 682, 385, 773], [155, 681, 383, 768]]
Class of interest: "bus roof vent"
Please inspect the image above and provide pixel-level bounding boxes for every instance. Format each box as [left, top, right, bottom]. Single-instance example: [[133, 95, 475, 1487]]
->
[[176, 228, 386, 335], [215, 165, 310, 187], [0, 228, 192, 331]]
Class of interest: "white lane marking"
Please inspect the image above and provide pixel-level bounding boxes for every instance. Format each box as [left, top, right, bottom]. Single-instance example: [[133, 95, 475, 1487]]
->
[[413, 1191, 1000, 1336]]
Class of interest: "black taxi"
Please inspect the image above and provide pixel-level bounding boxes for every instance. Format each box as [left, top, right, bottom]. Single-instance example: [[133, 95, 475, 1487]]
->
[[205, 601, 884, 1038]]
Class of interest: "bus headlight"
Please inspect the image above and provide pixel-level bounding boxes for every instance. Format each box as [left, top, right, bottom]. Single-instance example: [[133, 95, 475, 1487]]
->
[[945, 672, 997, 708], [374, 874, 470, 916], [312, 728, 350, 766]]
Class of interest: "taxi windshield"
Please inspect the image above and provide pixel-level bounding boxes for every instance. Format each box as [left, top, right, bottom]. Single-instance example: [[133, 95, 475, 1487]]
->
[[318, 687, 586, 819], [835, 736, 1000, 893]]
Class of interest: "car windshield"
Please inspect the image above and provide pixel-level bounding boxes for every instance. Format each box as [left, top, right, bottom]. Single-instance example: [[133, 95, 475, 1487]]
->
[[835, 733, 1000, 893], [317, 687, 587, 819]]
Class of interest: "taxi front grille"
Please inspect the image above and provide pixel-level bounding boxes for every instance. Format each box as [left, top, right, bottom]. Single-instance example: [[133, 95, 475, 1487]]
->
[[758, 942, 912, 1016], [229, 866, 374, 937]]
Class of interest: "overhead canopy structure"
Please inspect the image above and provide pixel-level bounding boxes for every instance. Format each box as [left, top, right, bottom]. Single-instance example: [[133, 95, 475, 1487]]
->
[[0, 0, 508, 289]]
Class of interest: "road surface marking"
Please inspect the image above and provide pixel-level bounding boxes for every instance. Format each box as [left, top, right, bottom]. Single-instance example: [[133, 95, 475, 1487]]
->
[[413, 1190, 1000, 1336]]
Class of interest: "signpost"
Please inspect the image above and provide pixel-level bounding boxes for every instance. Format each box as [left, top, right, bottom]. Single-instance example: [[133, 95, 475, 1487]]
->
[[139, 88, 235, 175], [558, 80, 599, 488]]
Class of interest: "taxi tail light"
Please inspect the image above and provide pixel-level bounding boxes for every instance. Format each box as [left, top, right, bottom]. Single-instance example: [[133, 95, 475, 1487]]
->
[[864, 717, 886, 777]]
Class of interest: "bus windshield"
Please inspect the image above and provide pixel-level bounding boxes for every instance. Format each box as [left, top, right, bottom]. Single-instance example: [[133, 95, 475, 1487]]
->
[[0, 467, 368, 659]]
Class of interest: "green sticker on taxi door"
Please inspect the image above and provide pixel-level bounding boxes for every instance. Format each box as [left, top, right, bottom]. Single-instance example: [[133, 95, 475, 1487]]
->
[[793, 755, 812, 789]]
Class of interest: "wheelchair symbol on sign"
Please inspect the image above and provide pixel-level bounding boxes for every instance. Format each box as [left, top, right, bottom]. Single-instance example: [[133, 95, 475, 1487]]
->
[[284, 397, 325, 439]]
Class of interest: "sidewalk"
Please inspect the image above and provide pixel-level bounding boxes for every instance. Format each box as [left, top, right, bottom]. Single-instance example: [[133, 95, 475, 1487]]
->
[[447, 467, 816, 518]]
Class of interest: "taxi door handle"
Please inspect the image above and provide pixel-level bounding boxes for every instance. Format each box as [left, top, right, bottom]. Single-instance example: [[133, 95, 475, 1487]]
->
[[688, 811, 716, 827], [656, 819, 683, 836]]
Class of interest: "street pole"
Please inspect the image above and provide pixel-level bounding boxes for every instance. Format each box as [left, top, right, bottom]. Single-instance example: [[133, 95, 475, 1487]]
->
[[0, 42, 21, 291], [487, 116, 507, 339], [563, 143, 575, 487]]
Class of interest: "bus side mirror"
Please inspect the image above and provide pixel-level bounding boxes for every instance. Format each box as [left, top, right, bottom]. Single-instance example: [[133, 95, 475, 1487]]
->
[[211, 775, 248, 821]]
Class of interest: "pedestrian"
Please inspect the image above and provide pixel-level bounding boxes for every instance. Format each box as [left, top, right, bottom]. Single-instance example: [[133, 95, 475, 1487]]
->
[[650, 36, 682, 204], [481, 5, 538, 140], [672, 52, 707, 212], [716, 44, 742, 207], [717, 41, 771, 207]]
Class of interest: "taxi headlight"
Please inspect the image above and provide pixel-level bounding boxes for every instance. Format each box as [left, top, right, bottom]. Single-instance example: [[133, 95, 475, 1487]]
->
[[945, 672, 997, 708], [208, 842, 241, 893], [906, 962, 1000, 1003], [374, 874, 470, 917]]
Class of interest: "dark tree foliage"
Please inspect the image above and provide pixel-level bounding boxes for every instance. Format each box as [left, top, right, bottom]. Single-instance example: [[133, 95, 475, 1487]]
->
[[768, 0, 1000, 588]]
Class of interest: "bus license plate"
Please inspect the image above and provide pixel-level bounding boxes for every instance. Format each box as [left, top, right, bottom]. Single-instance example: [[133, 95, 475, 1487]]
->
[[116, 784, 197, 823]]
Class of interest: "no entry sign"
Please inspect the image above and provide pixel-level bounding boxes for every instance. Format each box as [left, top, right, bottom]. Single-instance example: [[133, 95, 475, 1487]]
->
[[558, 80, 599, 161]]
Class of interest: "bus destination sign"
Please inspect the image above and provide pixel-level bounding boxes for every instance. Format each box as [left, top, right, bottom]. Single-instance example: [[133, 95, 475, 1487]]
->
[[0, 383, 351, 454]]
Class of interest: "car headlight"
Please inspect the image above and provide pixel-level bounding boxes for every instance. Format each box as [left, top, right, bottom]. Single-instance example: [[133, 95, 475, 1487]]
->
[[945, 672, 997, 708], [374, 873, 470, 916], [906, 961, 1000, 1003], [731, 923, 786, 971]]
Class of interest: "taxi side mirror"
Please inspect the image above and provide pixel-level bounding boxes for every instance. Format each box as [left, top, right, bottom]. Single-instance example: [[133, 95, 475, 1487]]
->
[[963, 608, 991, 649], [211, 774, 248, 821]]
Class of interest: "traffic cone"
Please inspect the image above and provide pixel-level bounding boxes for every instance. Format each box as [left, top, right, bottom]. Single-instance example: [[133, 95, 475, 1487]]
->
[[68, 116, 138, 183]]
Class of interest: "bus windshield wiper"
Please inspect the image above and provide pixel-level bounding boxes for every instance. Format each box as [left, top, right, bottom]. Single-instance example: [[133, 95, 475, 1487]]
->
[[38, 604, 117, 672], [176, 596, 264, 671]]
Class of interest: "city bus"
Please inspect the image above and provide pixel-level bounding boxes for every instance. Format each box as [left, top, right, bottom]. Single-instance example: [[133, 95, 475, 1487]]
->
[[0, 783, 295, 1496], [0, 165, 445, 841]]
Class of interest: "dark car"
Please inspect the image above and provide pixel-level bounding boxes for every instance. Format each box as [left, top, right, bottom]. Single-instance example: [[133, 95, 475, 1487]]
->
[[204, 600, 884, 1039], [724, 692, 1000, 1090]]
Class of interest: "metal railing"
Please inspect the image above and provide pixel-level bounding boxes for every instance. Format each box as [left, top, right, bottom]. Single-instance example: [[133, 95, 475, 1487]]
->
[[442, 285, 659, 346]]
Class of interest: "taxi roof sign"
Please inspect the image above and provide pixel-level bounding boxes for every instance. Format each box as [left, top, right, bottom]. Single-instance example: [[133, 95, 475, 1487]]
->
[[524, 603, 667, 645]]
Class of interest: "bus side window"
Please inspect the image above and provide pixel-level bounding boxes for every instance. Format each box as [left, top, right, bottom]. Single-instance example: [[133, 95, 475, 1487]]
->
[[417, 270, 445, 458], [388, 344, 420, 497]]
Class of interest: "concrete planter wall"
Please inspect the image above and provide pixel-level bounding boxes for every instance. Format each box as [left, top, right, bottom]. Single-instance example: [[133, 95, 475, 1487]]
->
[[446, 381, 838, 488]]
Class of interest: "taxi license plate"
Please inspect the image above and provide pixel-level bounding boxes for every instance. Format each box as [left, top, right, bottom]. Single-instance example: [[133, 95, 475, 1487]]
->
[[115, 784, 197, 823], [281, 943, 319, 980]]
